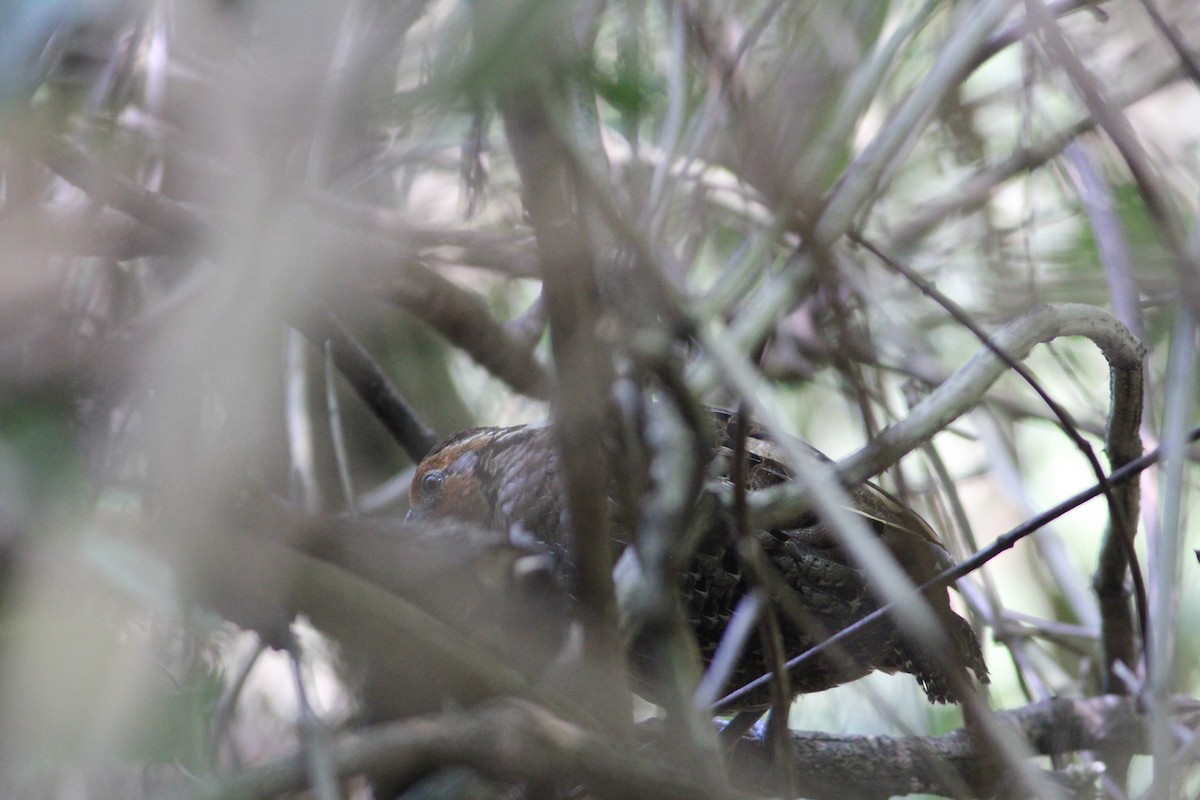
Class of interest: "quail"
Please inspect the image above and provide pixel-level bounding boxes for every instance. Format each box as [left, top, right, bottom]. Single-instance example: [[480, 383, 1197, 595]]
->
[[406, 409, 988, 711]]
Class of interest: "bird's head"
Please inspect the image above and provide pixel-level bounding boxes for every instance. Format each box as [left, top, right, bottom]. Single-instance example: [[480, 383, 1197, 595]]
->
[[406, 427, 498, 524], [406, 424, 555, 530]]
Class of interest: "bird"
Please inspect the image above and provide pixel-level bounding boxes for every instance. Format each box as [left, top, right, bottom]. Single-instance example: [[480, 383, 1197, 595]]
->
[[406, 409, 988, 711]]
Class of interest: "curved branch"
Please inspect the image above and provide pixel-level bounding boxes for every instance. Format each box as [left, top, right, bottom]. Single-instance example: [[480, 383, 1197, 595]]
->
[[752, 304, 1142, 519], [205, 699, 741, 800], [385, 259, 552, 400], [340, 230, 552, 400], [840, 304, 1144, 687], [729, 694, 1200, 800], [834, 304, 1143, 486], [750, 303, 1145, 692]]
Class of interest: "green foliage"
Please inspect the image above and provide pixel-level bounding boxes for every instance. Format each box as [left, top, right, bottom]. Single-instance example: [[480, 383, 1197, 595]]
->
[[0, 397, 86, 527], [127, 665, 224, 770], [591, 62, 662, 132]]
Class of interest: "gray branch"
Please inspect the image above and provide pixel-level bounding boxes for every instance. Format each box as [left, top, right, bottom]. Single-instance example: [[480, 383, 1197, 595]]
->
[[750, 303, 1145, 697], [201, 693, 1200, 800], [730, 694, 1200, 799]]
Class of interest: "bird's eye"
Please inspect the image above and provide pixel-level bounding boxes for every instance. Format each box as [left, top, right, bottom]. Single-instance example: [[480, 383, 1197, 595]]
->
[[420, 469, 446, 499]]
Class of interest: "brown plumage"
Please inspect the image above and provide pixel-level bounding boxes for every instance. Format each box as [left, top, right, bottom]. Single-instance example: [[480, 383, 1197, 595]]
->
[[406, 410, 988, 710]]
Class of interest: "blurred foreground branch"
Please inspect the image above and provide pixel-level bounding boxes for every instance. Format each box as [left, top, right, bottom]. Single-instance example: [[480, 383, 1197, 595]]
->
[[207, 698, 738, 800], [18, 132, 552, 402], [207, 692, 1199, 800]]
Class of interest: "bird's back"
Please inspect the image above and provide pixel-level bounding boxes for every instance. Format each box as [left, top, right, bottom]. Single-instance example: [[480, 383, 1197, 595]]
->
[[408, 410, 988, 710]]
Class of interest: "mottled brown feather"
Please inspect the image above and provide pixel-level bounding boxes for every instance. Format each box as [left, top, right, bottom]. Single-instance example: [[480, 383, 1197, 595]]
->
[[408, 410, 988, 710]]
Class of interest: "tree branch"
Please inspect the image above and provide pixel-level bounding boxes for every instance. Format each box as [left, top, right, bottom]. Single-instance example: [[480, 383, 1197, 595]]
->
[[31, 132, 215, 245], [888, 67, 1179, 251], [722, 423, 1200, 715], [292, 302, 439, 462], [204, 699, 745, 800], [202, 691, 1200, 800], [748, 303, 1145, 698], [814, 304, 1140, 490], [25, 132, 552, 401], [2, 203, 183, 259], [729, 694, 1200, 799], [386, 260, 552, 399], [486, 0, 631, 730]]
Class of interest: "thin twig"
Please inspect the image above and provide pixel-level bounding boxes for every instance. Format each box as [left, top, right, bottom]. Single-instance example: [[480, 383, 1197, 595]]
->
[[293, 303, 438, 463], [1134, 0, 1200, 85], [1025, 0, 1200, 311], [853, 236, 1148, 691], [718, 423, 1200, 713], [888, 67, 1180, 250], [833, 304, 1143, 488], [323, 341, 358, 516]]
